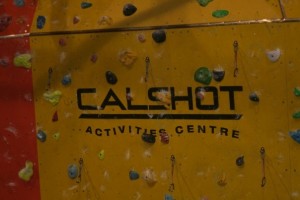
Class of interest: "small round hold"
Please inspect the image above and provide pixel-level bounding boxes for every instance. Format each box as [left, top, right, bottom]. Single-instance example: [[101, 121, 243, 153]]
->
[[212, 68, 225, 82], [236, 156, 244, 166], [68, 164, 78, 179], [37, 130, 47, 142], [123, 3, 137, 16], [105, 71, 118, 85], [152, 29, 166, 43], [61, 74, 71, 85], [249, 92, 259, 102], [129, 170, 140, 180]]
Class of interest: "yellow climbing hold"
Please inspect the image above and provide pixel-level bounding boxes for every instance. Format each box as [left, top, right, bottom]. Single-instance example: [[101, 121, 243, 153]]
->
[[18, 161, 33, 182], [52, 132, 60, 140], [118, 49, 137, 67], [13, 53, 32, 68], [43, 90, 62, 105]]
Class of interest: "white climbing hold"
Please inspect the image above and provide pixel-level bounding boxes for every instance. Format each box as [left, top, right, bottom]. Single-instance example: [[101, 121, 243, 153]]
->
[[266, 48, 281, 62]]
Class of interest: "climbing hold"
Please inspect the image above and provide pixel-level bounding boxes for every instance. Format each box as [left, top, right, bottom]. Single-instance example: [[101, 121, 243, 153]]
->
[[212, 67, 225, 82], [129, 170, 140, 180], [36, 15, 46, 29], [142, 133, 156, 143], [98, 150, 105, 160], [160, 131, 169, 144], [289, 130, 300, 144], [98, 16, 113, 25], [217, 173, 227, 186], [43, 90, 62, 105], [194, 67, 212, 85], [126, 93, 133, 101], [155, 90, 171, 109], [118, 49, 137, 66], [0, 15, 12, 31], [236, 156, 244, 167], [293, 112, 300, 119], [165, 194, 174, 200], [61, 74, 72, 85], [18, 161, 33, 182], [123, 3, 137, 16], [59, 38, 67, 46], [81, 2, 92, 9], [68, 164, 78, 179], [0, 57, 9, 66], [195, 88, 205, 100], [52, 111, 58, 122], [37, 130, 47, 142], [52, 132, 60, 140], [90, 54, 98, 63], [152, 29, 166, 43], [212, 10, 229, 18], [73, 16, 80, 24], [294, 87, 300, 96], [249, 92, 259, 102], [266, 48, 281, 62], [197, 0, 213, 7], [14, 0, 25, 7], [137, 33, 146, 43], [142, 168, 157, 185], [105, 71, 118, 85], [13, 53, 32, 68]]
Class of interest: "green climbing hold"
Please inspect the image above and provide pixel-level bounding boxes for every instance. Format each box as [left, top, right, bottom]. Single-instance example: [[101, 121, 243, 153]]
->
[[212, 10, 229, 18], [13, 54, 32, 68], [194, 67, 212, 85], [43, 90, 62, 105], [197, 0, 213, 7], [294, 87, 300, 96], [18, 161, 33, 182], [293, 112, 300, 119]]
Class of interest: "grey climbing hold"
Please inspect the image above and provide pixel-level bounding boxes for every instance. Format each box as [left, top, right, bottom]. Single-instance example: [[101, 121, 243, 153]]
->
[[123, 3, 137, 16], [37, 130, 47, 142], [152, 29, 166, 43], [81, 2, 92, 9], [236, 156, 244, 166], [197, 0, 213, 7], [249, 92, 259, 102], [68, 164, 78, 179], [105, 71, 118, 85], [14, 0, 25, 7]]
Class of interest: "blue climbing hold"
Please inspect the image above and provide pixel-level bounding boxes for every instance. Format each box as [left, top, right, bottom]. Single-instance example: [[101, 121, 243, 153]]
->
[[236, 156, 244, 166], [68, 164, 78, 179], [106, 71, 118, 85], [129, 170, 139, 180], [165, 194, 174, 200], [289, 130, 300, 144], [81, 2, 92, 9], [14, 0, 25, 7], [37, 16, 46, 29], [61, 74, 72, 86], [37, 130, 47, 142]]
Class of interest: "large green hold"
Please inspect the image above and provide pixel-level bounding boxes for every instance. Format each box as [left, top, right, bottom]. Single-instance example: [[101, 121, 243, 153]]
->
[[197, 0, 213, 7], [194, 67, 212, 85], [212, 10, 229, 18]]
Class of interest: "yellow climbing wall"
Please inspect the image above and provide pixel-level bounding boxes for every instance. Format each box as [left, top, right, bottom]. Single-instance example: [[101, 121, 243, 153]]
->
[[30, 0, 300, 199]]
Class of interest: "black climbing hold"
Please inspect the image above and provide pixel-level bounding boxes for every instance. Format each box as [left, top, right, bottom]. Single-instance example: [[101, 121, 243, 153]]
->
[[152, 29, 166, 43], [212, 68, 225, 82], [249, 92, 259, 102], [142, 133, 156, 144], [236, 156, 244, 166], [123, 3, 137, 16], [105, 71, 118, 85]]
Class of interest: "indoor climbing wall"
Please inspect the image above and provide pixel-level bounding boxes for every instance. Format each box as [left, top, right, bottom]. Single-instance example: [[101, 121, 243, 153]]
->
[[1, 0, 300, 200]]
